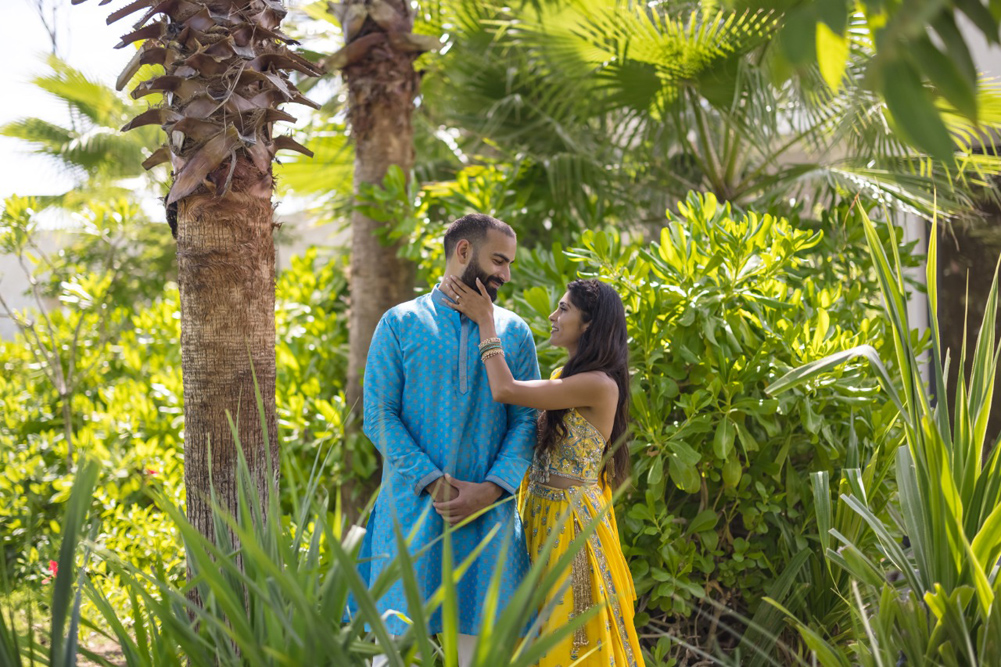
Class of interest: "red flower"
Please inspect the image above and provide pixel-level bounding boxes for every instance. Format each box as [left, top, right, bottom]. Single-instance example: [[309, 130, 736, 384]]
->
[[42, 559, 58, 584], [146, 469, 158, 476]]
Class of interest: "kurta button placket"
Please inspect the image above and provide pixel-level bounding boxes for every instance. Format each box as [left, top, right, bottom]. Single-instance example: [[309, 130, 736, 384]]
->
[[459, 316, 469, 394]]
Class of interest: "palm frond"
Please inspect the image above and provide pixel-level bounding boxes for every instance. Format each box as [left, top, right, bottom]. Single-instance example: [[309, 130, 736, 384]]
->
[[3, 55, 166, 203], [35, 55, 137, 129], [275, 123, 353, 198], [1, 117, 74, 152]]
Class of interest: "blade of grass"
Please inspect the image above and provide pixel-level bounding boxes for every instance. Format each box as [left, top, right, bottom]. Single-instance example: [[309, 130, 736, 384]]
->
[[49, 459, 100, 667]]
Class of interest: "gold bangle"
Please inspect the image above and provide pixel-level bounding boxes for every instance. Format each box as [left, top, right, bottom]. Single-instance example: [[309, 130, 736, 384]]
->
[[481, 348, 505, 361], [478, 337, 502, 352]]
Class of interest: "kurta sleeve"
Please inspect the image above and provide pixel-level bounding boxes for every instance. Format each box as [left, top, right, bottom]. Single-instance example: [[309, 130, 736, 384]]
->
[[485, 322, 541, 495], [363, 313, 442, 496]]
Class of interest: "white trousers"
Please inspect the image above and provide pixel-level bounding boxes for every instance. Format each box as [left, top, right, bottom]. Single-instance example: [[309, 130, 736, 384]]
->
[[371, 633, 477, 667]]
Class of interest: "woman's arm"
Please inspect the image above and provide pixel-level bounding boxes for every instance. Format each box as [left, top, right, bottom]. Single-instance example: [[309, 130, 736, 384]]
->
[[443, 276, 614, 411]]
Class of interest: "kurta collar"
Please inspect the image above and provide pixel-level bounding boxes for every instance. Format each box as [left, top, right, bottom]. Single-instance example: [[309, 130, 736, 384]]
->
[[431, 284, 461, 315]]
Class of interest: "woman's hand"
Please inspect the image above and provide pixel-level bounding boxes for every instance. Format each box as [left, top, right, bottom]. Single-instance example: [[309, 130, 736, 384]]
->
[[444, 275, 494, 325]]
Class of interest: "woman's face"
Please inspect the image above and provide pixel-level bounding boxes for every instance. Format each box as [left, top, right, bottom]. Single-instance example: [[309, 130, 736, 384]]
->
[[548, 291, 588, 350]]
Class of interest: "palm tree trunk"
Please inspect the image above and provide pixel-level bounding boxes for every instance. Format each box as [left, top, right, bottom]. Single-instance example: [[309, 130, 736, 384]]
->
[[177, 158, 279, 539], [937, 224, 1001, 453], [342, 0, 421, 510]]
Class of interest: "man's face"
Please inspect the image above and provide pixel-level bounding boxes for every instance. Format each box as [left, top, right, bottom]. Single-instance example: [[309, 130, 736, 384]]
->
[[459, 229, 517, 301]]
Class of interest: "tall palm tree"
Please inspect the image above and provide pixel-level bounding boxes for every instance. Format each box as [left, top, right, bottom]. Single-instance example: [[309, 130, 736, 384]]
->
[[322, 0, 439, 420], [73, 0, 321, 542], [286, 1, 438, 510]]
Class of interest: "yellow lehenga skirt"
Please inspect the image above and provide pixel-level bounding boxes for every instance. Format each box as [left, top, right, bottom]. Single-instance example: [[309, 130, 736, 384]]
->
[[519, 480, 645, 667]]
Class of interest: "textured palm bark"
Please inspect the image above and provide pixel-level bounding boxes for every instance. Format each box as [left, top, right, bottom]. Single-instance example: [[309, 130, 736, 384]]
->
[[938, 225, 1001, 455], [177, 159, 279, 540], [75, 0, 318, 544], [343, 0, 420, 507]]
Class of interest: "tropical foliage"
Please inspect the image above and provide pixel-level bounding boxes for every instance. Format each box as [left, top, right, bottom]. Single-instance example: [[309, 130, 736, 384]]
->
[[767, 209, 1001, 665], [762, 0, 1001, 161], [0, 56, 166, 209], [506, 193, 909, 662], [283, 0, 1001, 248], [1, 420, 603, 667], [0, 204, 362, 620], [5, 0, 1001, 664]]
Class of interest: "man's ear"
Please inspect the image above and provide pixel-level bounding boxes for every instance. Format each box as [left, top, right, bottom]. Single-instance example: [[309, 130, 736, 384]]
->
[[456, 239, 472, 264]]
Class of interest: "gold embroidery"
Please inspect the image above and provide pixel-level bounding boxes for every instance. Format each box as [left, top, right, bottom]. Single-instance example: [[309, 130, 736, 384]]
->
[[572, 491, 639, 667], [532, 408, 605, 484], [532, 368, 607, 485], [570, 531, 591, 649]]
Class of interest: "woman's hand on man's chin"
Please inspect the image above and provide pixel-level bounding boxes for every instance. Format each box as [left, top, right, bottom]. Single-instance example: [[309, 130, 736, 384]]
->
[[444, 275, 494, 324]]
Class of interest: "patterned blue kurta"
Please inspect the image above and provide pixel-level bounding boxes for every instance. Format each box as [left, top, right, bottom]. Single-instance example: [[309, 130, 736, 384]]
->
[[356, 286, 540, 635]]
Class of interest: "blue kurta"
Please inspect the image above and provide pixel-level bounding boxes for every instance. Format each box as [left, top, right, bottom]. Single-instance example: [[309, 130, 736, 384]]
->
[[356, 286, 540, 635]]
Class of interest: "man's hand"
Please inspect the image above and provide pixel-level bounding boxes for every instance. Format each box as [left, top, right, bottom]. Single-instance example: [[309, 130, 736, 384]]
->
[[433, 473, 504, 526], [425, 477, 459, 503]]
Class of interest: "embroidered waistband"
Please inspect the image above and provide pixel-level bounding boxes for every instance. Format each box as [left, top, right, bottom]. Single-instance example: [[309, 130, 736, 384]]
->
[[527, 481, 598, 501]]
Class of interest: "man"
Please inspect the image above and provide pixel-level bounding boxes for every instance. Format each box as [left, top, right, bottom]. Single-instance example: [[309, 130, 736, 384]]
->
[[357, 213, 540, 666]]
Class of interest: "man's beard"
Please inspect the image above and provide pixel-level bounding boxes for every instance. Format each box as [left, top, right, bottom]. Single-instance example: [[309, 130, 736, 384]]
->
[[460, 260, 503, 301]]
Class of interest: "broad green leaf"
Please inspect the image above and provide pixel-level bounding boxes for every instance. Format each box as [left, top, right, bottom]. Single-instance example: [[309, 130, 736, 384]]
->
[[882, 57, 955, 161], [523, 286, 554, 320], [816, 23, 849, 93], [911, 37, 978, 121], [812, 308, 831, 348], [930, 12, 979, 89], [779, 6, 817, 65], [817, 0, 849, 33], [954, 0, 999, 41], [723, 455, 742, 487], [687, 509, 719, 535], [648, 456, 664, 486], [713, 417, 736, 459], [669, 458, 701, 494]]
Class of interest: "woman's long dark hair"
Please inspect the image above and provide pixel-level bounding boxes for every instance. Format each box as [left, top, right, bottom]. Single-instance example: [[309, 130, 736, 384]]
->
[[537, 279, 631, 484]]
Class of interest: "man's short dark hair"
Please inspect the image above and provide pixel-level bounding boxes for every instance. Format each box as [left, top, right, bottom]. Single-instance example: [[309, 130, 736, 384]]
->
[[443, 214, 515, 259]]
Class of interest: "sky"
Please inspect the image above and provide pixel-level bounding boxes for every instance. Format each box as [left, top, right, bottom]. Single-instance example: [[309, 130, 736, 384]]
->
[[0, 0, 335, 225], [0, 0, 133, 200]]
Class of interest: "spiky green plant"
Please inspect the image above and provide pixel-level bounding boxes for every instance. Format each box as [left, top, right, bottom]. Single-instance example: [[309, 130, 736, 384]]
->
[[767, 206, 1001, 665], [0, 460, 99, 667], [1, 369, 618, 665]]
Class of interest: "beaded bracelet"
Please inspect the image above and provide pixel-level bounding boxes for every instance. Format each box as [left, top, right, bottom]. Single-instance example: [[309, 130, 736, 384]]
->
[[481, 348, 505, 361], [478, 337, 501, 352]]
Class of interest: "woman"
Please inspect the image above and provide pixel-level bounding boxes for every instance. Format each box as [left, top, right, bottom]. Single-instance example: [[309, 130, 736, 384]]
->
[[441, 275, 644, 667]]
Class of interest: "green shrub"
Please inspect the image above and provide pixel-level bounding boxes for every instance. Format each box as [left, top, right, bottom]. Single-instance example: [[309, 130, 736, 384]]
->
[[0, 201, 368, 624], [507, 193, 912, 660], [273, 247, 373, 506], [2, 179, 917, 663], [367, 174, 916, 659], [0, 286, 186, 619]]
